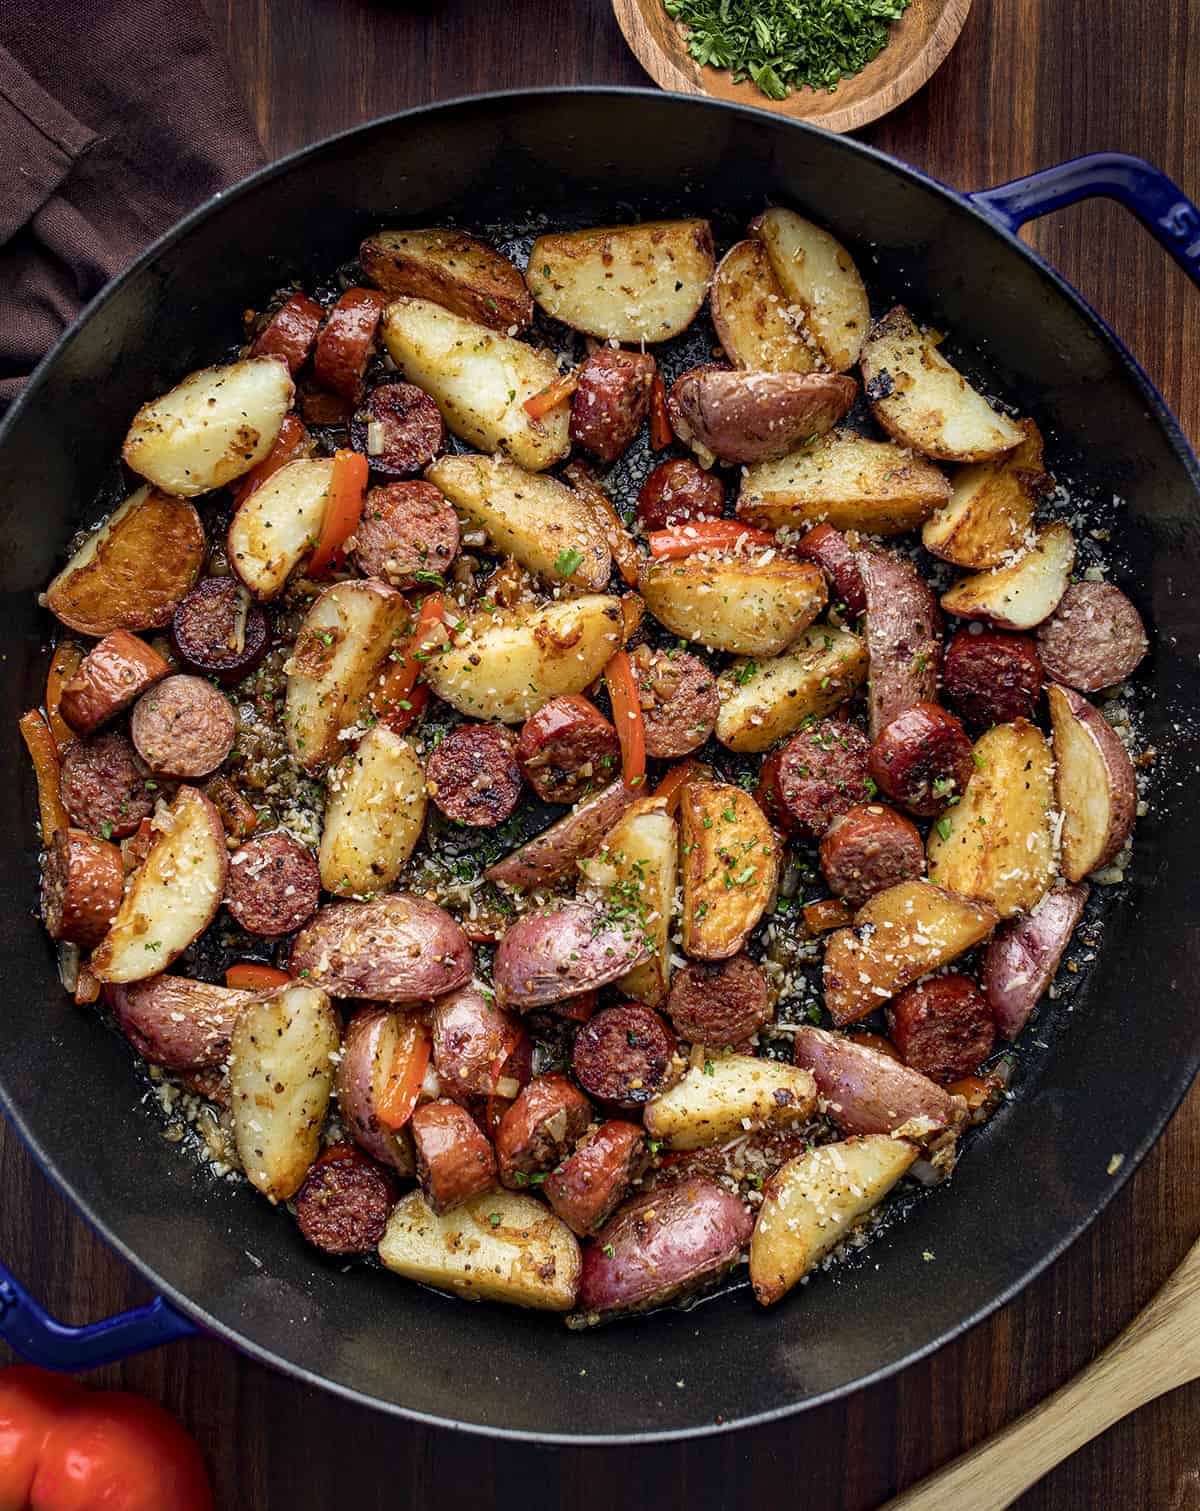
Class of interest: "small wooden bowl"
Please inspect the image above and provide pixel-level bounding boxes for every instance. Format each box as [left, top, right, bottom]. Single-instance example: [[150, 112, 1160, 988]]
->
[[611, 0, 972, 134]]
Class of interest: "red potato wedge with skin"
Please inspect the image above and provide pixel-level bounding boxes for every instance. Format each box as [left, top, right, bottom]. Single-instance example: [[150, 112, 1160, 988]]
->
[[360, 228, 533, 332], [430, 984, 522, 1104], [492, 900, 651, 1010], [335, 1006, 419, 1175], [639, 555, 827, 658], [940, 521, 1076, 630], [290, 894, 472, 1002], [859, 550, 941, 738], [228, 457, 334, 601], [484, 779, 637, 892], [667, 367, 857, 466], [749, 207, 871, 372], [1047, 683, 1138, 881], [574, 1176, 753, 1322], [90, 787, 228, 984], [921, 419, 1048, 568], [792, 1025, 967, 1140], [108, 975, 257, 1070], [709, 239, 818, 373], [984, 883, 1090, 1041]]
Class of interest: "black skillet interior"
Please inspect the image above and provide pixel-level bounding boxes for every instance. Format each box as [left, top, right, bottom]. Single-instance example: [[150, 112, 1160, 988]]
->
[[1, 89, 1199, 1442]]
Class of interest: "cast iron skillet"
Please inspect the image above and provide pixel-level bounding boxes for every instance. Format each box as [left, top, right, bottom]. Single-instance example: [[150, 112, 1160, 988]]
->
[[2, 89, 1200, 1443]]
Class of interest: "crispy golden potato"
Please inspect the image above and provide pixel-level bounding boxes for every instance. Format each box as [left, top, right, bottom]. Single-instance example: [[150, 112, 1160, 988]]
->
[[643, 1056, 817, 1151], [1047, 683, 1138, 882], [940, 521, 1075, 629], [227, 457, 333, 600], [710, 240, 817, 373], [360, 228, 533, 331], [926, 720, 1056, 918], [578, 796, 677, 1007], [921, 419, 1048, 567], [715, 624, 867, 753], [680, 781, 779, 959], [750, 207, 871, 372], [526, 219, 714, 342], [639, 555, 826, 657], [318, 726, 427, 896]]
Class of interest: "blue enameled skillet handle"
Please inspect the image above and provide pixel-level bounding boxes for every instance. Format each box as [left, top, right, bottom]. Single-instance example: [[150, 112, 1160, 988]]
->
[[0, 1259, 196, 1369], [967, 150, 1200, 289]]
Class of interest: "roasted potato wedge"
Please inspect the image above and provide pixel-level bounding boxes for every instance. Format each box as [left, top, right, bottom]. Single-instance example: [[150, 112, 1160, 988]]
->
[[45, 486, 205, 637], [335, 1006, 418, 1175], [379, 1188, 581, 1310], [984, 882, 1089, 1040], [861, 306, 1024, 462], [360, 228, 532, 331], [715, 624, 867, 753], [122, 357, 293, 496], [1047, 683, 1138, 881], [643, 1055, 817, 1151], [921, 419, 1048, 567], [229, 983, 339, 1202], [639, 555, 826, 657], [668, 368, 857, 467], [493, 900, 651, 1009], [926, 719, 1056, 918], [578, 796, 677, 1006], [680, 781, 779, 959], [91, 787, 228, 984], [822, 879, 997, 1024], [792, 1026, 965, 1140], [940, 521, 1075, 630], [750, 207, 871, 372], [424, 594, 624, 724], [526, 219, 714, 342], [227, 457, 333, 600], [290, 894, 472, 1002], [381, 297, 568, 471], [318, 726, 427, 896], [426, 454, 610, 590], [485, 780, 636, 891], [737, 430, 951, 537], [860, 550, 941, 738], [710, 239, 817, 373], [750, 1136, 917, 1305], [108, 974, 255, 1070], [285, 579, 410, 771]]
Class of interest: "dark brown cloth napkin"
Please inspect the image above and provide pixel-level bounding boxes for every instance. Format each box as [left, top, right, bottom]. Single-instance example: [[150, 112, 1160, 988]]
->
[[0, 2, 265, 411]]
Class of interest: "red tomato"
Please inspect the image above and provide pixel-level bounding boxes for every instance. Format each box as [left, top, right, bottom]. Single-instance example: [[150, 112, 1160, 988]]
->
[[0, 1368, 84, 1511]]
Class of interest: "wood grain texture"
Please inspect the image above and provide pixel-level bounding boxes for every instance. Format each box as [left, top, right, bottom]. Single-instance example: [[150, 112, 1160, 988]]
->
[[610, 0, 973, 133], [3, 1, 1200, 1507]]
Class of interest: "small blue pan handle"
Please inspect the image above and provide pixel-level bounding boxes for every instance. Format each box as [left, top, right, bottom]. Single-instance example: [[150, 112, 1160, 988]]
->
[[967, 151, 1200, 290], [0, 1258, 196, 1370]]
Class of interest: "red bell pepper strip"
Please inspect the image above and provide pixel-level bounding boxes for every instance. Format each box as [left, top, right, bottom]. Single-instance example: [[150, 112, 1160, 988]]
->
[[44, 642, 83, 753], [651, 757, 710, 814], [225, 962, 291, 991], [485, 1023, 529, 1136], [307, 447, 369, 576], [803, 898, 854, 935], [604, 650, 647, 791], [648, 519, 777, 561], [377, 1017, 432, 1131], [19, 710, 68, 843], [375, 592, 447, 731], [649, 367, 672, 450], [232, 412, 311, 508], [523, 370, 578, 419]]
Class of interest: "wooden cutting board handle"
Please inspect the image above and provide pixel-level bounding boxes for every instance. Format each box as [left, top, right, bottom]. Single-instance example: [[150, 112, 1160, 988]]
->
[[880, 1234, 1200, 1510]]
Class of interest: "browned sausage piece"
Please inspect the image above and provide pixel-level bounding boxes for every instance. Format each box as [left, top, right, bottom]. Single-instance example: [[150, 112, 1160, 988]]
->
[[1035, 581, 1149, 692], [666, 954, 771, 1046], [755, 719, 871, 839], [516, 695, 620, 804], [629, 644, 719, 759], [635, 457, 725, 533], [171, 578, 270, 687], [410, 1098, 498, 1213], [130, 674, 237, 779], [431, 984, 523, 1102], [793, 523, 866, 618], [943, 628, 1043, 729], [867, 703, 974, 817], [426, 724, 522, 828], [59, 732, 156, 839], [544, 1121, 648, 1236], [225, 831, 320, 937], [494, 1072, 593, 1187], [41, 828, 124, 947], [572, 1003, 681, 1110], [294, 1144, 397, 1255], [569, 348, 655, 462], [249, 291, 325, 373], [354, 481, 460, 590], [819, 803, 925, 907], [887, 973, 996, 1084], [312, 287, 386, 400], [351, 382, 447, 478], [59, 631, 169, 734]]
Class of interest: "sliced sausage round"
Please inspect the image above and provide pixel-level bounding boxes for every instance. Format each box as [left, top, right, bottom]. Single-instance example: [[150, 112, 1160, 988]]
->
[[224, 830, 320, 937], [794, 523, 866, 618], [59, 631, 170, 734], [819, 803, 925, 907], [41, 828, 124, 947], [59, 732, 155, 839], [426, 723, 522, 828], [351, 381, 447, 477], [1036, 581, 1149, 692], [569, 348, 655, 462], [572, 1003, 680, 1110], [868, 703, 974, 817], [630, 644, 719, 758], [354, 481, 460, 590], [249, 291, 324, 374], [312, 287, 386, 399], [544, 1121, 648, 1236], [755, 719, 871, 839], [409, 1098, 498, 1214], [635, 457, 725, 532], [130, 674, 237, 779], [887, 973, 996, 1084], [294, 1144, 396, 1255], [431, 984, 521, 1103], [171, 578, 270, 687], [666, 954, 771, 1046], [943, 628, 1043, 729], [494, 1073, 593, 1188], [516, 695, 620, 804]]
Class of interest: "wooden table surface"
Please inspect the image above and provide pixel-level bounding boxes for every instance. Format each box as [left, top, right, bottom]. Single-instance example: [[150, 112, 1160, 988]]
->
[[4, 0, 1199, 1505]]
